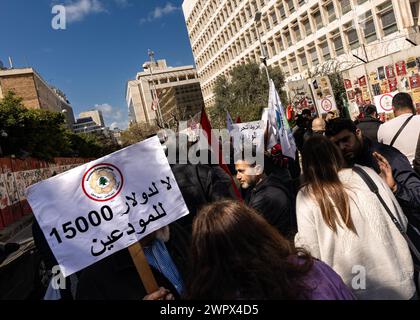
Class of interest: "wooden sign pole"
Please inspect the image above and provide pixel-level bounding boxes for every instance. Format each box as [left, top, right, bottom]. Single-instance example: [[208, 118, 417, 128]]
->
[[128, 242, 159, 294]]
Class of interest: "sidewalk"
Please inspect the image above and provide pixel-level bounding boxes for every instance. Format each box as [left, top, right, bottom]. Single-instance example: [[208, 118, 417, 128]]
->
[[0, 215, 34, 243]]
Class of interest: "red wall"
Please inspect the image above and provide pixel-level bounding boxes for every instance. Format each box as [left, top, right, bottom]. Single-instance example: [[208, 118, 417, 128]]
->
[[0, 157, 93, 230]]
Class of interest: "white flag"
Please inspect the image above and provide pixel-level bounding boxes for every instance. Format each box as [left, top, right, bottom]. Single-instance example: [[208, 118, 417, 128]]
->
[[267, 79, 297, 159], [26, 137, 189, 277]]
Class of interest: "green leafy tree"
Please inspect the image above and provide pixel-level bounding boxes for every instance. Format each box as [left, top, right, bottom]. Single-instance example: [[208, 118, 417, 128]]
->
[[0, 91, 72, 159], [210, 62, 287, 128], [120, 122, 159, 147], [0, 91, 120, 160]]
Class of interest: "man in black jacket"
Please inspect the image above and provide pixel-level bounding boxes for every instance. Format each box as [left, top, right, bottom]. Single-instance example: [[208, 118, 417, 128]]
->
[[354, 104, 383, 142], [326, 118, 420, 227], [234, 151, 294, 238]]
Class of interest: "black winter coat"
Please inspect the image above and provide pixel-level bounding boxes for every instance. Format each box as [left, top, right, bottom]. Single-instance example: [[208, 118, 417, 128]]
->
[[246, 168, 295, 238], [170, 164, 236, 230], [356, 138, 420, 228]]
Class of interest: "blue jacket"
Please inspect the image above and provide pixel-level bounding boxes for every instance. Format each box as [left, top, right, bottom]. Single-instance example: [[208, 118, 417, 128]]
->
[[355, 138, 420, 227]]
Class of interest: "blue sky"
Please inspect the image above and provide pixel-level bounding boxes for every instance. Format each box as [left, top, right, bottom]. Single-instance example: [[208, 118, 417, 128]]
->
[[0, 0, 194, 129]]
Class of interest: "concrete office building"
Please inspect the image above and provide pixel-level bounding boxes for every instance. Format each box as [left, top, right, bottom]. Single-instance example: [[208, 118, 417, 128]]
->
[[0, 67, 75, 126], [182, 0, 420, 107], [126, 59, 205, 126], [79, 110, 105, 127]]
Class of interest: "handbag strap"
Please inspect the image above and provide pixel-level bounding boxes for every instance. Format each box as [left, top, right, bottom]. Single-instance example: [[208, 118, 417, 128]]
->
[[390, 115, 414, 147], [353, 166, 420, 266]]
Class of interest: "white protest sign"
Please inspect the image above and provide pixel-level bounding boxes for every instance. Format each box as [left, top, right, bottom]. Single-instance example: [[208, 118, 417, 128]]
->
[[26, 137, 189, 277], [316, 95, 337, 114], [374, 92, 397, 114], [231, 120, 265, 153]]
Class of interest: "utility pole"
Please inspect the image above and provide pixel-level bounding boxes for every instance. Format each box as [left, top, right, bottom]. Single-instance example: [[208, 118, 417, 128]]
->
[[147, 49, 165, 128], [254, 11, 270, 84]]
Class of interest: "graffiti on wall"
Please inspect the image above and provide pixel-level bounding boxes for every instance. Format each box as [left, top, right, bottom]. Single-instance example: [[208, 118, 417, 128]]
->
[[0, 158, 92, 229]]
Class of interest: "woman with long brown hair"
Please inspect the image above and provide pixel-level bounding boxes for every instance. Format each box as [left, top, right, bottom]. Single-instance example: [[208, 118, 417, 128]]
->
[[296, 135, 415, 300], [184, 200, 354, 300]]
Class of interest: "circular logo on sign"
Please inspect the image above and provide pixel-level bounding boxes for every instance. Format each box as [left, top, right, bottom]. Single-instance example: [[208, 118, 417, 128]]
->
[[321, 98, 333, 112], [82, 164, 124, 202], [379, 94, 394, 112]]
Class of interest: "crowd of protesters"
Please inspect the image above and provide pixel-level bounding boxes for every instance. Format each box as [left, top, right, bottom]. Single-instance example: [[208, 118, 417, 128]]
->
[[32, 92, 420, 300]]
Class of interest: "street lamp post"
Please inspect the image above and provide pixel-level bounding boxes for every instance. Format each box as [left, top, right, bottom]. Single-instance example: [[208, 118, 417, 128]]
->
[[254, 11, 271, 84], [0, 130, 8, 156], [145, 49, 165, 128]]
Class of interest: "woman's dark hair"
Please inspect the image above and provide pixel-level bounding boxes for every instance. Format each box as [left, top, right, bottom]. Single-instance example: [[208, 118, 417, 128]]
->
[[184, 201, 314, 300], [301, 136, 356, 233]]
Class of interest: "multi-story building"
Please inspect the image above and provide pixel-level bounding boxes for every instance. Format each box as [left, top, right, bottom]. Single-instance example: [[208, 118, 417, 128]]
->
[[79, 110, 105, 127], [73, 117, 106, 134], [0, 67, 75, 126], [182, 0, 420, 107], [126, 59, 205, 126]]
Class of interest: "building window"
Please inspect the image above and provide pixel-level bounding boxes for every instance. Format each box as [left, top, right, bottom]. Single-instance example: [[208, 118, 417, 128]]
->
[[332, 34, 344, 56], [303, 18, 312, 36], [320, 40, 331, 61], [276, 36, 284, 50], [284, 31, 292, 47], [377, 1, 398, 36], [269, 42, 276, 56], [286, 0, 295, 14], [291, 57, 299, 73], [309, 46, 319, 65], [271, 11, 278, 26], [411, 1, 419, 26], [292, 24, 301, 42], [361, 11, 377, 43], [281, 61, 290, 77], [313, 10, 323, 30], [345, 23, 360, 50], [278, 4, 286, 19], [299, 52, 308, 68], [325, 2, 336, 23], [340, 0, 352, 15], [264, 17, 271, 31]]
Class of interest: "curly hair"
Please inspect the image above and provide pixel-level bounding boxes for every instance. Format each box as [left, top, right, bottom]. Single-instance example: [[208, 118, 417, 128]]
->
[[184, 201, 314, 300]]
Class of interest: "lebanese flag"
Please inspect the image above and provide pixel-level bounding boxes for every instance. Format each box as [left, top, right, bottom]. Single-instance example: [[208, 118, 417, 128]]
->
[[200, 107, 242, 200]]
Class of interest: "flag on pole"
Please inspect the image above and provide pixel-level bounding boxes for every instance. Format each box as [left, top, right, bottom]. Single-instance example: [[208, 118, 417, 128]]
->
[[226, 110, 234, 132], [267, 79, 297, 160], [200, 107, 242, 200]]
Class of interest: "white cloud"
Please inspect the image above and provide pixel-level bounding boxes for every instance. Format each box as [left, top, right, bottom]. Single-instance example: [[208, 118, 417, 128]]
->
[[94, 103, 127, 129], [139, 2, 179, 25], [110, 120, 128, 130], [60, 0, 106, 23], [113, 0, 131, 8], [94, 103, 113, 115], [152, 2, 177, 19]]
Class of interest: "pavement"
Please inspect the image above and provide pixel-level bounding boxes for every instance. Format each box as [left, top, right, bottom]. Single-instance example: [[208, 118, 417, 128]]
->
[[0, 215, 34, 243]]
